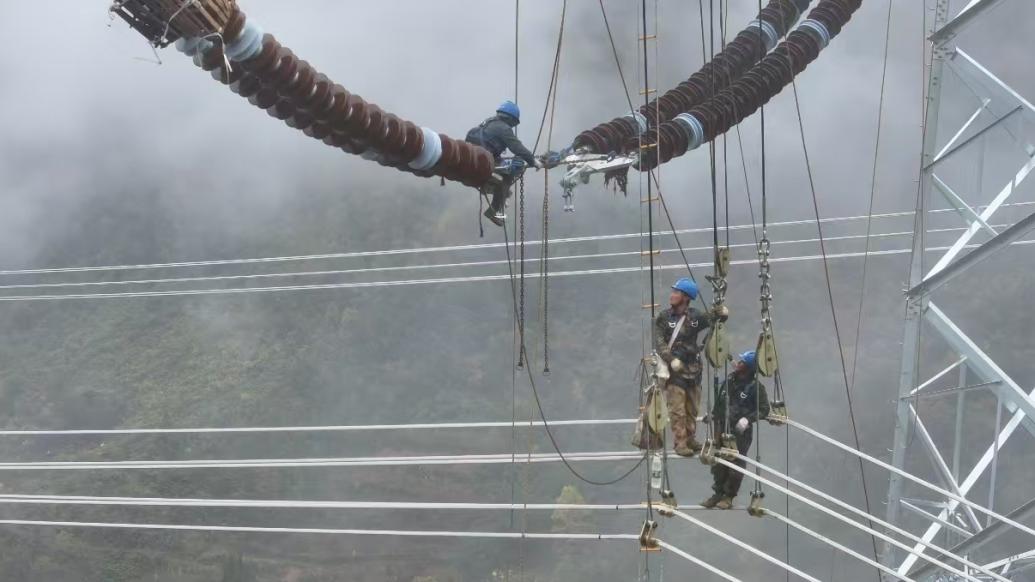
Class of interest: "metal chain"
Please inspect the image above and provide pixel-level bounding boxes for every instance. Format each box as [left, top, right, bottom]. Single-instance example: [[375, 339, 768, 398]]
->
[[517, 176, 527, 369], [541, 174, 551, 376]]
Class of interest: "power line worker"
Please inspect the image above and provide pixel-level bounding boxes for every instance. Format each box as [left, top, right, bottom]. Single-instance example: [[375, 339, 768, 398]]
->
[[655, 277, 728, 457], [702, 350, 771, 510], [465, 100, 543, 227]]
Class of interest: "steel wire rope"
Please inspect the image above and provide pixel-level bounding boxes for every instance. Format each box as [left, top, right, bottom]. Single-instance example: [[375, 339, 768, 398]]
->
[[848, 0, 894, 397], [714, 457, 990, 582], [790, 72, 881, 567], [3, 202, 1027, 281], [736, 453, 1013, 582], [0, 225, 949, 293], [3, 238, 1033, 301]]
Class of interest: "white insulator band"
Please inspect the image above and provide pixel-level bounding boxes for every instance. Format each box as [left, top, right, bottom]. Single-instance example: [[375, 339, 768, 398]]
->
[[798, 19, 831, 49], [409, 127, 443, 171], [624, 111, 648, 135], [175, 37, 213, 57], [748, 19, 780, 52], [674, 113, 705, 153], [224, 19, 264, 61]]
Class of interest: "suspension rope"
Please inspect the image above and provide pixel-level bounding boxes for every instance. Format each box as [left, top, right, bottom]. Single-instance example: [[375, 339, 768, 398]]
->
[[0, 450, 650, 471], [785, 418, 1035, 539], [1, 203, 1020, 281], [2, 238, 1030, 301], [738, 453, 1012, 582], [0, 496, 701, 512], [0, 417, 638, 437], [790, 78, 881, 565], [763, 509, 916, 582], [715, 458, 988, 582], [849, 0, 895, 394], [670, 509, 821, 582]]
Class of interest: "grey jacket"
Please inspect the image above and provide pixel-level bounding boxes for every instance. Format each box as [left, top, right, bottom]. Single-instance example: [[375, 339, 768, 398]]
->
[[466, 115, 537, 166]]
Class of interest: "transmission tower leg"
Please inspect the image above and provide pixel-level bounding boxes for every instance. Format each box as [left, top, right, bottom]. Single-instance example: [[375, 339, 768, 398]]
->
[[882, 0, 951, 574]]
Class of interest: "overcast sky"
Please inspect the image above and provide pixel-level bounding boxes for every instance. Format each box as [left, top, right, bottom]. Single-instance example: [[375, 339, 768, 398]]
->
[[0, 1, 1033, 579]]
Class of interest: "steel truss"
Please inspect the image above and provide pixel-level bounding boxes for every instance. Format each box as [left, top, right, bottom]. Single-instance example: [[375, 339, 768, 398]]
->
[[885, 0, 1035, 579]]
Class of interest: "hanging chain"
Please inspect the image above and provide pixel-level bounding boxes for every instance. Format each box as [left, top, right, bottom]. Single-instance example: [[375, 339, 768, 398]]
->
[[758, 237, 773, 331], [517, 176, 527, 369], [541, 173, 551, 376]]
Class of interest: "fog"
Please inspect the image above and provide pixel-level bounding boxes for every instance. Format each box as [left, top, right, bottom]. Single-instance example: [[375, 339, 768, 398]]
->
[[0, 1, 1033, 580]]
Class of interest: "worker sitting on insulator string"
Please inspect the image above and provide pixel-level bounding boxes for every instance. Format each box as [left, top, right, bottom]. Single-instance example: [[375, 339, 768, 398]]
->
[[701, 350, 771, 510], [465, 100, 543, 227], [655, 277, 728, 457]]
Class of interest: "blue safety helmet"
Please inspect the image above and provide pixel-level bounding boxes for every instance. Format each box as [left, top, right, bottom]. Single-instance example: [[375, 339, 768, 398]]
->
[[739, 350, 757, 371], [671, 277, 698, 300], [497, 100, 521, 123]]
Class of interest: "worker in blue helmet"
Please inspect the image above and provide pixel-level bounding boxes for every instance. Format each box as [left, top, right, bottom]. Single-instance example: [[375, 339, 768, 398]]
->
[[702, 350, 771, 510], [654, 277, 729, 456], [465, 101, 543, 227]]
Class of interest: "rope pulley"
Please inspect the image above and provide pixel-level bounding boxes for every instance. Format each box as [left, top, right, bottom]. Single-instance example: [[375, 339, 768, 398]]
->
[[747, 491, 766, 518], [755, 238, 779, 377], [705, 247, 732, 368], [638, 519, 660, 552], [719, 434, 739, 461]]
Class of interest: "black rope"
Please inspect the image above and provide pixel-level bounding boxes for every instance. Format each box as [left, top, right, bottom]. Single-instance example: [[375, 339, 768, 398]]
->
[[790, 79, 882, 572], [501, 209, 646, 488]]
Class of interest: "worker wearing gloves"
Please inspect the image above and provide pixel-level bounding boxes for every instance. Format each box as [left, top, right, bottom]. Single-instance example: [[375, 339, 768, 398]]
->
[[702, 350, 771, 510], [654, 277, 728, 456], [465, 100, 543, 227]]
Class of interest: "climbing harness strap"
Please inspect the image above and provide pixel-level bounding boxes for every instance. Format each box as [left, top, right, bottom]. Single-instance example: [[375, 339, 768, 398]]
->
[[668, 315, 687, 350]]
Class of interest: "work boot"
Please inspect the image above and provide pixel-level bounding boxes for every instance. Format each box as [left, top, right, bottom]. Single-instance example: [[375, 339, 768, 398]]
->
[[483, 206, 505, 227], [715, 497, 734, 510], [688, 439, 704, 454], [701, 494, 723, 509], [673, 443, 695, 457]]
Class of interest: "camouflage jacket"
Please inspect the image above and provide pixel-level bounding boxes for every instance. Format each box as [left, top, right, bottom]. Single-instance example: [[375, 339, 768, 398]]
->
[[654, 307, 712, 385]]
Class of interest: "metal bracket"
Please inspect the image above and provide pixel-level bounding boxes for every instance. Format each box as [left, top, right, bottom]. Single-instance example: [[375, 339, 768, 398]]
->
[[747, 491, 766, 518], [559, 151, 638, 208], [699, 439, 717, 466], [638, 519, 660, 551]]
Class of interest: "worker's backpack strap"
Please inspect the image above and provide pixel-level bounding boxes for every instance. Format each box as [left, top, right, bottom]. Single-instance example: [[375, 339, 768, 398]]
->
[[668, 315, 687, 350]]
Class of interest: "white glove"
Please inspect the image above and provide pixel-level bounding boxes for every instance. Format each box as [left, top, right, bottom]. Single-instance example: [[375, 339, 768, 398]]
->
[[670, 358, 684, 372], [735, 417, 749, 434], [534, 159, 545, 170]]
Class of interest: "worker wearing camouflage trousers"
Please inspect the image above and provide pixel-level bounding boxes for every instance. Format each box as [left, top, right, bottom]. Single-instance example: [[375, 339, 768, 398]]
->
[[654, 277, 726, 457], [703, 350, 771, 510]]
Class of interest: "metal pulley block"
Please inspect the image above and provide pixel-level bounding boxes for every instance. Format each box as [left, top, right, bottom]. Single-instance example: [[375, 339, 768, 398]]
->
[[756, 326, 779, 377], [715, 246, 731, 278], [718, 433, 739, 461], [767, 400, 788, 426], [747, 491, 766, 518], [699, 439, 717, 466], [705, 321, 730, 368], [660, 488, 678, 514], [638, 520, 660, 552], [646, 387, 669, 434]]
